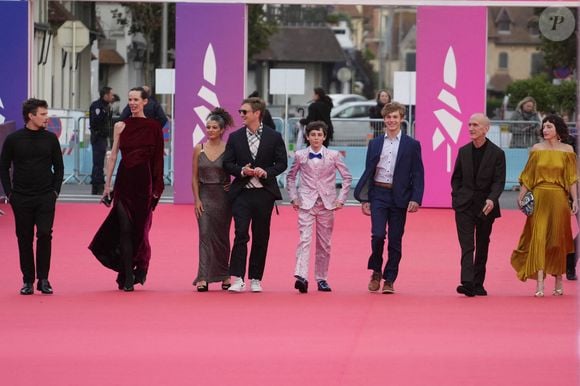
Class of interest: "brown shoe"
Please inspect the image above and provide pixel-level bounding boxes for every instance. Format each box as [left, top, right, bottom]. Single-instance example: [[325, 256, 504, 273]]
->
[[368, 271, 381, 292], [382, 281, 395, 294]]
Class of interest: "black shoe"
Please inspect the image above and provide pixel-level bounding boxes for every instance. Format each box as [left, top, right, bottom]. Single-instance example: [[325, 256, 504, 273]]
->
[[317, 280, 332, 292], [566, 270, 577, 281], [456, 284, 475, 297], [474, 286, 488, 296], [37, 279, 53, 294], [116, 273, 125, 290], [122, 274, 134, 292], [294, 275, 308, 293], [20, 282, 34, 295], [196, 282, 209, 292]]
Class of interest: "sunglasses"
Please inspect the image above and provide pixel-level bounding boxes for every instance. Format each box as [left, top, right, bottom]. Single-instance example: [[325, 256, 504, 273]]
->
[[238, 109, 253, 115]]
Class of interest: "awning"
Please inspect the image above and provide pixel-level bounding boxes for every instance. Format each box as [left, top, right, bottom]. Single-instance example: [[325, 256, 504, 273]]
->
[[99, 49, 125, 65]]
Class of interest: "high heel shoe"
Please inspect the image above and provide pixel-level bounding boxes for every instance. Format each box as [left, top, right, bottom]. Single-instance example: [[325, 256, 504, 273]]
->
[[553, 275, 563, 296], [535, 270, 544, 297], [196, 282, 208, 292], [221, 280, 231, 290]]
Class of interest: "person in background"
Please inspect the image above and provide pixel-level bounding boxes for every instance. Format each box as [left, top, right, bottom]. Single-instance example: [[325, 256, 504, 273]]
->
[[286, 121, 352, 293], [451, 113, 506, 297], [89, 87, 165, 292], [0, 98, 64, 295], [120, 85, 168, 127], [509, 96, 541, 148], [354, 102, 424, 294], [192, 108, 234, 292], [89, 86, 114, 195], [300, 87, 334, 147], [510, 114, 577, 296], [369, 90, 392, 138]]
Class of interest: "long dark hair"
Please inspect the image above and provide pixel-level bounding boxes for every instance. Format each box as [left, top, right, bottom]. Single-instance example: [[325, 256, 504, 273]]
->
[[314, 87, 333, 108]]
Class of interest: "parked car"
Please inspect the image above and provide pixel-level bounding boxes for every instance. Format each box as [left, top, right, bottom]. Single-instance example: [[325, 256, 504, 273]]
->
[[330, 101, 376, 146], [328, 93, 367, 107]]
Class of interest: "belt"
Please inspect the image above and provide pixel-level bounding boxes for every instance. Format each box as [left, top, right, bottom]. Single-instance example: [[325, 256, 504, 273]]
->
[[374, 182, 393, 189]]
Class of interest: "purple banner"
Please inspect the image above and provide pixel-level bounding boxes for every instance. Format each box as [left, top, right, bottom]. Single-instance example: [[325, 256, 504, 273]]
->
[[416, 6, 487, 207], [174, 3, 246, 204], [0, 1, 28, 129]]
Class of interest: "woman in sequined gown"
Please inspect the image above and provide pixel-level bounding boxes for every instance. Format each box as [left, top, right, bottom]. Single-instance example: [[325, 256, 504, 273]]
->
[[192, 108, 234, 291]]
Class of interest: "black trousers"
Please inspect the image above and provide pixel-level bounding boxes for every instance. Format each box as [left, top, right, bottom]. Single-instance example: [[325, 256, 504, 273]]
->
[[229, 189, 275, 280], [91, 134, 107, 186], [455, 209, 495, 288], [10, 192, 57, 283]]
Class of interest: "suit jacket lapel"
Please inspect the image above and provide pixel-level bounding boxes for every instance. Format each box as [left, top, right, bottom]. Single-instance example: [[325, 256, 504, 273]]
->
[[253, 128, 268, 163]]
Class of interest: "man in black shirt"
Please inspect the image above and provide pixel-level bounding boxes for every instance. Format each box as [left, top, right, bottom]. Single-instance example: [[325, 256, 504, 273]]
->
[[119, 85, 168, 127], [0, 98, 64, 295], [89, 86, 114, 195], [451, 113, 506, 297]]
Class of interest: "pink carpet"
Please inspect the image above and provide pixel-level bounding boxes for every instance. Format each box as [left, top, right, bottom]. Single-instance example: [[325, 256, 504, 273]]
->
[[0, 203, 577, 385]]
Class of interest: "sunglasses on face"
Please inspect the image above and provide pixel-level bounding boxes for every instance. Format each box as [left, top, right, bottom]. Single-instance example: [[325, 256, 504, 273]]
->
[[238, 109, 253, 115]]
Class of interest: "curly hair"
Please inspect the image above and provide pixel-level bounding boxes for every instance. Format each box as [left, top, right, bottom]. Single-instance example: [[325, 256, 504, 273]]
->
[[206, 107, 234, 129]]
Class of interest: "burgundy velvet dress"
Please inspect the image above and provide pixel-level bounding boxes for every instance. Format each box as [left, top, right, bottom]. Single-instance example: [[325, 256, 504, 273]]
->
[[89, 117, 164, 282]]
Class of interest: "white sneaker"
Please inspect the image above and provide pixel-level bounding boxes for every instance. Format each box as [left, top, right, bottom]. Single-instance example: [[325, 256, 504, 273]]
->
[[250, 279, 262, 292], [228, 277, 245, 292]]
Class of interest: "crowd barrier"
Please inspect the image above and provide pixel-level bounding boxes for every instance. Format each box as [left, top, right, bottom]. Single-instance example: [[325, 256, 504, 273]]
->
[[276, 118, 577, 190], [49, 113, 173, 185]]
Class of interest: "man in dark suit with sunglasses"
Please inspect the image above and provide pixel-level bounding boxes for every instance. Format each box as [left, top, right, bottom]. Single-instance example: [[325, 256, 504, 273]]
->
[[223, 97, 287, 293]]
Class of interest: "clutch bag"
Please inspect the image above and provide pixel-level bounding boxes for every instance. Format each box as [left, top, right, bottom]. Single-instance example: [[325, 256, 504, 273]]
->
[[520, 191, 534, 216]]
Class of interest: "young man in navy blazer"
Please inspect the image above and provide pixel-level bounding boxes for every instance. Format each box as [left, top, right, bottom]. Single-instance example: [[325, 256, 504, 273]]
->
[[354, 102, 424, 294]]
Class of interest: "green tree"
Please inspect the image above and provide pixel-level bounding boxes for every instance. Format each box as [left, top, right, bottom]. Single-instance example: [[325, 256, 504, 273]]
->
[[506, 74, 555, 113], [506, 75, 577, 119], [248, 5, 277, 60], [538, 8, 577, 72]]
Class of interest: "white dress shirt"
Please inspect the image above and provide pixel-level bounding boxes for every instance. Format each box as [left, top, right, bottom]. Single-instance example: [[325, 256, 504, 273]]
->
[[374, 132, 401, 184]]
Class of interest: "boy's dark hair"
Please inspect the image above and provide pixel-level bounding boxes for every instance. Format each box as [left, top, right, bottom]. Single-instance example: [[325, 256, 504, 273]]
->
[[22, 98, 48, 123], [305, 120, 328, 137]]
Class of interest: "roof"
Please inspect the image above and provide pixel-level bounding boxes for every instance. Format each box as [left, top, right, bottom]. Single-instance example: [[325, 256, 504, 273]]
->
[[253, 26, 345, 63], [99, 49, 125, 65], [488, 73, 513, 92], [488, 7, 542, 46]]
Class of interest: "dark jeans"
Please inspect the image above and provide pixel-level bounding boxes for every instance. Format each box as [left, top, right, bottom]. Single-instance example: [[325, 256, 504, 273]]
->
[[10, 192, 57, 283], [455, 209, 495, 287], [91, 134, 107, 186], [368, 187, 408, 283], [229, 189, 275, 280]]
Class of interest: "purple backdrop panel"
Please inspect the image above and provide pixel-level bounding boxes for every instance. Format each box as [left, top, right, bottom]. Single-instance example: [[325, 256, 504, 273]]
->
[[0, 1, 28, 128], [174, 3, 246, 204], [416, 6, 487, 208]]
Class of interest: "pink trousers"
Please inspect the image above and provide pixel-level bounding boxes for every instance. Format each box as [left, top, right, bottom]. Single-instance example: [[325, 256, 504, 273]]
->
[[295, 199, 335, 281]]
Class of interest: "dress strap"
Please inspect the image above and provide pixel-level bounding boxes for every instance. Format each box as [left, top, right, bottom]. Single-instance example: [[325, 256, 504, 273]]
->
[[200, 143, 204, 152]]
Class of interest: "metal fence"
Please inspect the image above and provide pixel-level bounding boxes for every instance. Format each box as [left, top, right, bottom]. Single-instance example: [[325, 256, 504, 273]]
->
[[274, 117, 577, 189]]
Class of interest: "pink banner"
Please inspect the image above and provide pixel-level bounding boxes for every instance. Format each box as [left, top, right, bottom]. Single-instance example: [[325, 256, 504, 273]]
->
[[174, 3, 246, 204], [416, 6, 487, 208]]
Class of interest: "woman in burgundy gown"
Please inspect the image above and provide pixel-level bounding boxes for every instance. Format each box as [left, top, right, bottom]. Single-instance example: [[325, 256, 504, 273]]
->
[[89, 87, 164, 291]]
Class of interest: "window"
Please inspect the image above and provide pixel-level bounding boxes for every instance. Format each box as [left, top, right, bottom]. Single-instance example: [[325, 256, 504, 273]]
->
[[405, 52, 416, 71], [496, 8, 512, 34], [498, 52, 508, 69], [531, 53, 544, 76]]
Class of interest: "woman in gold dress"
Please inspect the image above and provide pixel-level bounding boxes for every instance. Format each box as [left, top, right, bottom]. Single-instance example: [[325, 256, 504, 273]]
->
[[511, 114, 578, 297]]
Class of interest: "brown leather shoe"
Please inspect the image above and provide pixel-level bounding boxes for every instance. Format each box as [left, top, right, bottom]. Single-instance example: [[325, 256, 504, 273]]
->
[[382, 281, 395, 294], [368, 271, 381, 292]]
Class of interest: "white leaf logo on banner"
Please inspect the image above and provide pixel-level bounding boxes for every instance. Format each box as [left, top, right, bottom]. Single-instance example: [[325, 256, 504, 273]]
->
[[432, 46, 462, 172], [0, 98, 5, 124], [192, 44, 221, 147]]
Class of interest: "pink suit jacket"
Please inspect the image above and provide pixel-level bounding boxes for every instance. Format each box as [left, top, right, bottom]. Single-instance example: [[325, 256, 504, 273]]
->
[[286, 147, 352, 210]]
